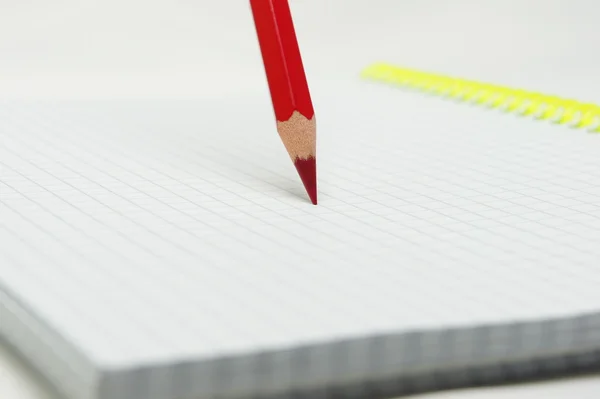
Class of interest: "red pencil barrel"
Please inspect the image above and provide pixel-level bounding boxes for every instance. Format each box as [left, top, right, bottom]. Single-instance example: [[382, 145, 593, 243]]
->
[[249, 0, 315, 122]]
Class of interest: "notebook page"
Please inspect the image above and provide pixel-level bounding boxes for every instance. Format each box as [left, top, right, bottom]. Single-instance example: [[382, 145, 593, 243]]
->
[[1, 81, 600, 371]]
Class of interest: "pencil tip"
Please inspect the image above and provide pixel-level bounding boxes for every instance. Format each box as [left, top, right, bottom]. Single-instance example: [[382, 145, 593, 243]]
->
[[294, 157, 318, 205]]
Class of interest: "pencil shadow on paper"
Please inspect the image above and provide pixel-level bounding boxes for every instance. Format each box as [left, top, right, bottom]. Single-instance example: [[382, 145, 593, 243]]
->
[[173, 109, 314, 203], [221, 162, 311, 203], [185, 144, 313, 204]]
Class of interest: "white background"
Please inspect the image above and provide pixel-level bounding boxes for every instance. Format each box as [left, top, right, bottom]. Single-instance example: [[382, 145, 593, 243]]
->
[[1, 0, 599, 398]]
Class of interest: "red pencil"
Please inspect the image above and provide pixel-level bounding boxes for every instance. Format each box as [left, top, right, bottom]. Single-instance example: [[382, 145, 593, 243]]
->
[[249, 0, 318, 205]]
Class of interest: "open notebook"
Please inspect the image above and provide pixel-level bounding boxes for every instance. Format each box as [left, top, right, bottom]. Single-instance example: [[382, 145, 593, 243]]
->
[[1, 78, 600, 399]]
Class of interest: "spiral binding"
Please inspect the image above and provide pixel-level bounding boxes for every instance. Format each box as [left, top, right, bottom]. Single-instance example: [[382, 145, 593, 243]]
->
[[361, 62, 600, 133]]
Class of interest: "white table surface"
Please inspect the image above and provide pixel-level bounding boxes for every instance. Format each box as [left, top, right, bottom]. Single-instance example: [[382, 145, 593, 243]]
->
[[1, 0, 599, 398]]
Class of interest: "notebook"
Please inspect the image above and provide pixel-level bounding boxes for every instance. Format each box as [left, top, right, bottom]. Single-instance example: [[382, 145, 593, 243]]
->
[[1, 75, 600, 399]]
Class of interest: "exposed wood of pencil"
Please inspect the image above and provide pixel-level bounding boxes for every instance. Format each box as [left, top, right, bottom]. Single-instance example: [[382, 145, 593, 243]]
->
[[277, 111, 317, 205], [276, 111, 316, 160], [249, 0, 318, 205]]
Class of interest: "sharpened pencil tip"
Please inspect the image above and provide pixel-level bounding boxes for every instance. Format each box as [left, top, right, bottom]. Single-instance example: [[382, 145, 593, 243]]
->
[[294, 157, 317, 205]]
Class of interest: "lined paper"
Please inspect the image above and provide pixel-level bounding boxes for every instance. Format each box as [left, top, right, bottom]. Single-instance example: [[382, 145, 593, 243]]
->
[[1, 83, 600, 399]]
